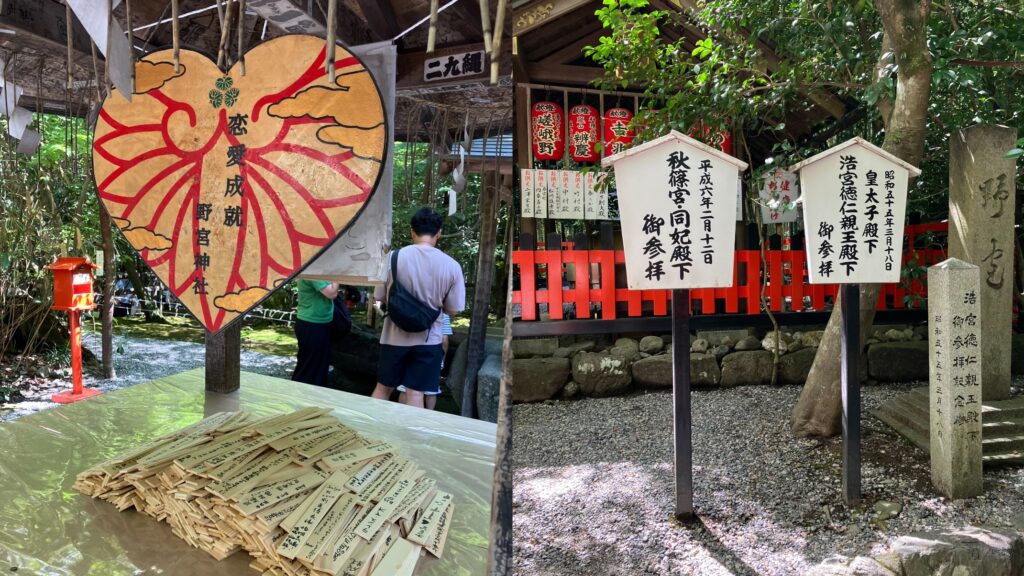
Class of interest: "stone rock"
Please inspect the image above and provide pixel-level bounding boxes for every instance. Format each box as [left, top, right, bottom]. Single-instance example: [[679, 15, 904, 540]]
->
[[446, 339, 470, 408], [806, 555, 896, 576], [720, 351, 774, 387], [779, 348, 817, 385], [485, 336, 504, 357], [719, 335, 735, 349], [762, 332, 789, 354], [697, 329, 753, 346], [691, 338, 709, 353], [613, 338, 640, 360], [552, 340, 596, 359], [884, 328, 906, 342], [512, 357, 571, 403], [511, 337, 559, 358], [630, 352, 720, 388], [712, 344, 730, 361], [872, 501, 902, 521], [875, 526, 1024, 576], [1012, 333, 1024, 375], [639, 335, 664, 354], [787, 339, 806, 353], [572, 349, 633, 397], [561, 381, 580, 399], [800, 330, 824, 348], [867, 341, 929, 382], [734, 335, 762, 351], [638, 352, 651, 358], [476, 354, 502, 423], [331, 324, 381, 379]]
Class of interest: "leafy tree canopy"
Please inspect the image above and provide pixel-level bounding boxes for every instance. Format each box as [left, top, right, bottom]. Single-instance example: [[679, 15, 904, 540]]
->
[[586, 0, 1023, 220]]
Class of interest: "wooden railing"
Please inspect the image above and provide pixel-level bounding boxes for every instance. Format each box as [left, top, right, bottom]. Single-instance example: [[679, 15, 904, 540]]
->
[[511, 223, 948, 320]]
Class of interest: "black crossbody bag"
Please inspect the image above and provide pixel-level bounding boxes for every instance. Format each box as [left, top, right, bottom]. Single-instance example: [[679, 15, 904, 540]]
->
[[384, 248, 442, 335]]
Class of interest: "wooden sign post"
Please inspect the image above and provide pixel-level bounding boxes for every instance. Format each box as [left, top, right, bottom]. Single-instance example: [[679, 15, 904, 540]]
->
[[790, 137, 921, 506], [603, 130, 747, 520]]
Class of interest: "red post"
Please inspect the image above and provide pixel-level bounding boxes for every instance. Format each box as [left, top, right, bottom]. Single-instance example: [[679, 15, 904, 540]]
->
[[52, 308, 101, 403]]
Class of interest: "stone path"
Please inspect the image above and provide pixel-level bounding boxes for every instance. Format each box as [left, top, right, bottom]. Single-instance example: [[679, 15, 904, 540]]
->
[[0, 333, 295, 421], [513, 379, 1024, 576]]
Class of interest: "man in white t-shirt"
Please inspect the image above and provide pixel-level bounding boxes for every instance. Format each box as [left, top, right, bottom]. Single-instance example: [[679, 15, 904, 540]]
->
[[372, 208, 465, 409]]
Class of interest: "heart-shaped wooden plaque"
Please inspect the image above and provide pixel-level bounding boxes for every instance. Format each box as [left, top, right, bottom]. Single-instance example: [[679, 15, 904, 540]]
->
[[93, 35, 386, 333]]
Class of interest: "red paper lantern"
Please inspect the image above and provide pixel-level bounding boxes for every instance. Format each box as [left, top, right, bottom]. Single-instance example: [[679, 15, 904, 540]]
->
[[568, 104, 599, 162], [691, 123, 733, 155], [602, 107, 635, 157], [531, 101, 564, 161]]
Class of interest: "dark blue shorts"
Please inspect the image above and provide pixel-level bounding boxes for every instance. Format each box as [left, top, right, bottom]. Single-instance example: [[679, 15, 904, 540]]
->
[[377, 344, 443, 394]]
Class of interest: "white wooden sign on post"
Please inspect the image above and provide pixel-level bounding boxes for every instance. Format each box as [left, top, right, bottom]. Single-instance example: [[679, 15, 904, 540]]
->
[[520, 168, 535, 218], [790, 137, 921, 284], [584, 171, 609, 220], [759, 169, 800, 224], [534, 168, 548, 218], [602, 130, 748, 289], [563, 170, 585, 219]]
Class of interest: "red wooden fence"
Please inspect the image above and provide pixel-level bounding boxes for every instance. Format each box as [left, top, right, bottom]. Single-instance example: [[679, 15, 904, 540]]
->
[[512, 223, 949, 321]]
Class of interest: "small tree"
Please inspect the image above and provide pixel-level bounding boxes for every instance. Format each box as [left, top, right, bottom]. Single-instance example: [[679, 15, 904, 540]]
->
[[588, 0, 1023, 436]]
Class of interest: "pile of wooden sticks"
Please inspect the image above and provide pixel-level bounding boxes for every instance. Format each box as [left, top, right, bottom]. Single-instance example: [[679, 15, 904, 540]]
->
[[74, 407, 453, 576]]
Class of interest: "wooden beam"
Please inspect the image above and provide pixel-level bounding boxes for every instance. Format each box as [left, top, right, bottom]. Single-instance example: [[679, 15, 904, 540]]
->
[[0, 0, 94, 56], [513, 0, 596, 36], [354, 0, 401, 40], [524, 61, 601, 85], [534, 28, 603, 65], [397, 41, 511, 93], [205, 323, 241, 393]]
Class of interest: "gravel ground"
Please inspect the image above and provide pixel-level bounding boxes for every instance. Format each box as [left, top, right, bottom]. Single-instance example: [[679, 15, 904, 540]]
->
[[0, 333, 295, 421], [513, 377, 1024, 576]]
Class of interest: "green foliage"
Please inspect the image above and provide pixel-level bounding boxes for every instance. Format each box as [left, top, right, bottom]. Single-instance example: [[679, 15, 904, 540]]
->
[[586, 0, 1024, 221]]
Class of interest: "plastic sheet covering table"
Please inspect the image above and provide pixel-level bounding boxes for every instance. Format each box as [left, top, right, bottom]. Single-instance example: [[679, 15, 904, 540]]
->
[[0, 369, 496, 575]]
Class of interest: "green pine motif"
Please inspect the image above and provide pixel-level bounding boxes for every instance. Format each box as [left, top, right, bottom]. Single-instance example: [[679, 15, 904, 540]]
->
[[224, 87, 240, 108], [209, 76, 239, 108]]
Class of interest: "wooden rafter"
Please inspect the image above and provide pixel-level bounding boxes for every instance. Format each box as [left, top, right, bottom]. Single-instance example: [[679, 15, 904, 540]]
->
[[354, 0, 401, 40], [513, 0, 594, 36], [535, 28, 603, 65]]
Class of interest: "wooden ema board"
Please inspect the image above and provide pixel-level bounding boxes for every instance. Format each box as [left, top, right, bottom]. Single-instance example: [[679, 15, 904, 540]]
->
[[93, 35, 387, 334], [73, 408, 453, 576]]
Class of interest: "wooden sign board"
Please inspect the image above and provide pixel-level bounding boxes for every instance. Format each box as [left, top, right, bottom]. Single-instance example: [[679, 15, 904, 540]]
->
[[93, 35, 387, 333], [520, 167, 535, 218], [602, 130, 747, 289], [759, 169, 799, 223], [790, 137, 921, 284]]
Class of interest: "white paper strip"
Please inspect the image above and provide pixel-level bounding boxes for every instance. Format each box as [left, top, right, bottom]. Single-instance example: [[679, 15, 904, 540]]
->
[[520, 168, 535, 218], [16, 129, 40, 155], [566, 170, 584, 219], [66, 0, 133, 100], [533, 168, 547, 218]]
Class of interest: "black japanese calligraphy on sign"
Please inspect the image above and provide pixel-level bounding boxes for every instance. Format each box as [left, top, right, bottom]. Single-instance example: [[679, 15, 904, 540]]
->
[[665, 151, 693, 280], [423, 50, 486, 82], [837, 154, 859, 276]]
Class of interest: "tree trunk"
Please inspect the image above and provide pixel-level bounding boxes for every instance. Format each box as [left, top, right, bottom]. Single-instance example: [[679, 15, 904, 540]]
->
[[99, 205, 116, 379], [791, 0, 932, 437]]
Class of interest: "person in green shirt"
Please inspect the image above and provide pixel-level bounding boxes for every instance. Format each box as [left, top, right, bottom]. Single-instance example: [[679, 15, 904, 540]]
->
[[291, 279, 339, 387]]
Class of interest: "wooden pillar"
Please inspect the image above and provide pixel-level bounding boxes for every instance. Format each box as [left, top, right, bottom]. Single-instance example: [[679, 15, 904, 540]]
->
[[487, 274, 513, 575], [205, 322, 241, 393], [462, 171, 500, 417]]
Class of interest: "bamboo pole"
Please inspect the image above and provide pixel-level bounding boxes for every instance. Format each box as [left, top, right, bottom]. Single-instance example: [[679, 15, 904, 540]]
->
[[66, 4, 73, 89], [490, 0, 506, 84], [237, 0, 247, 75], [427, 0, 439, 53], [326, 0, 337, 82], [480, 0, 492, 53], [172, 0, 180, 72], [105, 0, 112, 98], [216, 0, 232, 69], [126, 0, 135, 93]]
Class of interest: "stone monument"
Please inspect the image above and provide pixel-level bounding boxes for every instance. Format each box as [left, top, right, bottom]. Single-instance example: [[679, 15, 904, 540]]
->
[[928, 258, 983, 499], [949, 125, 1017, 400]]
